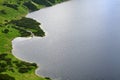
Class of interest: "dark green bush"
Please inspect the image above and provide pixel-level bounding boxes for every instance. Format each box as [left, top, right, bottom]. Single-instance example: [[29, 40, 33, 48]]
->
[[16, 61, 37, 68], [23, 1, 38, 11], [0, 67, 6, 72], [3, 3, 18, 10], [12, 26, 31, 37], [11, 17, 40, 29], [15, 61, 37, 73], [0, 10, 6, 14], [32, 0, 52, 6], [0, 74, 15, 80], [0, 62, 7, 67], [0, 53, 7, 60], [33, 30, 45, 37], [45, 77, 52, 80], [2, 29, 9, 33], [18, 67, 31, 73], [10, 17, 45, 37], [5, 58, 12, 65]]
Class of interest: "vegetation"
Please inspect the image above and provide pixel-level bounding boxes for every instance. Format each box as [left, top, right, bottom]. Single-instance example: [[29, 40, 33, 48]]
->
[[0, 0, 67, 80], [0, 74, 15, 80], [10, 17, 45, 37], [45, 77, 52, 80]]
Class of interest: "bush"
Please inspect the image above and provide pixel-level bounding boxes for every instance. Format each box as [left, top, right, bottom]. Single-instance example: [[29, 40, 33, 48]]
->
[[3, 3, 18, 10], [0, 62, 7, 67], [16, 61, 37, 68], [5, 58, 12, 65], [23, 1, 38, 11], [32, 0, 52, 6], [31, 63, 37, 67], [11, 17, 45, 37], [2, 29, 9, 34], [0, 67, 6, 72], [11, 17, 40, 29], [18, 67, 31, 73], [0, 74, 15, 80], [0, 53, 7, 60], [12, 26, 31, 37], [15, 61, 37, 73], [45, 77, 52, 80], [0, 10, 6, 14]]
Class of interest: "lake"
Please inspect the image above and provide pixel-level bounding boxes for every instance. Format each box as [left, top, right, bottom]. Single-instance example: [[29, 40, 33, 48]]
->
[[12, 0, 120, 80]]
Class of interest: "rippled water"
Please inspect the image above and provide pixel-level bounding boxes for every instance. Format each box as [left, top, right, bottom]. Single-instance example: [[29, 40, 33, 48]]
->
[[13, 0, 120, 80]]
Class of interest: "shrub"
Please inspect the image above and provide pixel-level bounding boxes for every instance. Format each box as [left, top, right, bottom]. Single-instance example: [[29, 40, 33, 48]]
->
[[0, 62, 7, 67], [0, 67, 6, 72], [0, 74, 15, 80], [12, 26, 31, 37], [0, 10, 6, 14], [45, 77, 52, 80], [3, 3, 18, 10], [18, 67, 31, 73], [10, 17, 45, 37], [32, 0, 52, 6], [2, 29, 9, 33], [23, 1, 38, 11], [0, 53, 7, 60]]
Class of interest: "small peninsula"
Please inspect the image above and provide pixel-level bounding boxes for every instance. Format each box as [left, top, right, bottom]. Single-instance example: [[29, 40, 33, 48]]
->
[[0, 0, 67, 80]]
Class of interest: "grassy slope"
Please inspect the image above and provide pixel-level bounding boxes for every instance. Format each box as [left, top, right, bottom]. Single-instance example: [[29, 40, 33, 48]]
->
[[0, 0, 66, 80]]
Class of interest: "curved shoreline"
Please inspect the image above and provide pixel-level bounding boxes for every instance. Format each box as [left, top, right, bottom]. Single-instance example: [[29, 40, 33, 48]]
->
[[12, 37, 45, 77], [0, 0, 67, 80]]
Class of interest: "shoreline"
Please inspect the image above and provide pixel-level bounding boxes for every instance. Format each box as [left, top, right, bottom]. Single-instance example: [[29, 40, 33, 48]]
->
[[0, 0, 68, 80], [12, 37, 52, 79], [11, 1, 69, 80]]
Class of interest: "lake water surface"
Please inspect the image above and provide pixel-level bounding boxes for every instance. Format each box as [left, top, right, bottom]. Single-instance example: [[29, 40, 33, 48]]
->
[[13, 0, 120, 80]]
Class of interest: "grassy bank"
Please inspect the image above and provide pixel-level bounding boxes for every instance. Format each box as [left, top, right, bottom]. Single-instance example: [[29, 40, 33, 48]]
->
[[0, 0, 66, 80]]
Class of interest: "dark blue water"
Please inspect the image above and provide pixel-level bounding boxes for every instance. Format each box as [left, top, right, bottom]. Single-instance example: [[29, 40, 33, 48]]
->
[[13, 0, 120, 80]]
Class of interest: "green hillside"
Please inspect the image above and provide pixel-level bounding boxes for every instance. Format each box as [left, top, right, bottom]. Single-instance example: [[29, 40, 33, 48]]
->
[[0, 0, 66, 80]]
